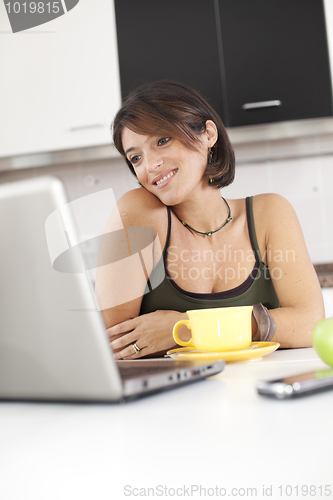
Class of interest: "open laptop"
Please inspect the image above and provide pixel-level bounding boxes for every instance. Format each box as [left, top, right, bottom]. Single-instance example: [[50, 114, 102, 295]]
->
[[0, 176, 224, 402]]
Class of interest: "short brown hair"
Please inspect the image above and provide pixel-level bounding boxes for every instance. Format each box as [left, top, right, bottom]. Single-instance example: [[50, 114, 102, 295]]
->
[[112, 80, 235, 189]]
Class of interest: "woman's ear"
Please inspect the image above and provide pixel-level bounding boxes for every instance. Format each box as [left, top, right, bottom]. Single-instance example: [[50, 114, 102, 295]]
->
[[205, 120, 218, 146]]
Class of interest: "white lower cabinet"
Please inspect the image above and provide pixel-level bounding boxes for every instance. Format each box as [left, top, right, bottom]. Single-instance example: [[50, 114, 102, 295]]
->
[[322, 288, 333, 318]]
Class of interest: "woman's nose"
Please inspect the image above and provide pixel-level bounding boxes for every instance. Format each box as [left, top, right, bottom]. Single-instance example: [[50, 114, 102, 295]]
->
[[145, 152, 163, 172]]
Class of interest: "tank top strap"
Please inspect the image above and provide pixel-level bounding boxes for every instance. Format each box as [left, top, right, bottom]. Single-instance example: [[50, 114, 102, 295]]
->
[[163, 206, 172, 257], [246, 196, 262, 265]]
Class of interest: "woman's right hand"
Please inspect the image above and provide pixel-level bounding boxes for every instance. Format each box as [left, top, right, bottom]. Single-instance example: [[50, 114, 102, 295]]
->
[[107, 310, 189, 359]]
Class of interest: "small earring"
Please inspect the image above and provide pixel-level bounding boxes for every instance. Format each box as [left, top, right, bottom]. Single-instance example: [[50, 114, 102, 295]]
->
[[209, 177, 215, 184], [208, 147, 213, 165]]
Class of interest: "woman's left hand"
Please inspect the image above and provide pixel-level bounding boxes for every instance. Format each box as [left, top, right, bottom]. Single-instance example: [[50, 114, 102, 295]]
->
[[107, 310, 188, 359]]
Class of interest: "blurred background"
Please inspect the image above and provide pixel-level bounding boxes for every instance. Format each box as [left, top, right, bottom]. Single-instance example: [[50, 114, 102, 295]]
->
[[0, 0, 332, 313]]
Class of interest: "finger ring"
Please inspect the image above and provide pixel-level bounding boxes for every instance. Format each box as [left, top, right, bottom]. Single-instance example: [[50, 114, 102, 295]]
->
[[132, 343, 141, 354]]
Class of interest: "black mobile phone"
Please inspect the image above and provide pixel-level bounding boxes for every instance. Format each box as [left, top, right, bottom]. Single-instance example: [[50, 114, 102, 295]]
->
[[256, 368, 333, 399]]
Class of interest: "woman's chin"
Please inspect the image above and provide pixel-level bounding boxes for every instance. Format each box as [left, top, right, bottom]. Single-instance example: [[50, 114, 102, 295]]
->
[[153, 190, 183, 207]]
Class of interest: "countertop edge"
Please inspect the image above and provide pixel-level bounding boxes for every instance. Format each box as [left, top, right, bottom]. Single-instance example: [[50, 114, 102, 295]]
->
[[314, 264, 333, 288]]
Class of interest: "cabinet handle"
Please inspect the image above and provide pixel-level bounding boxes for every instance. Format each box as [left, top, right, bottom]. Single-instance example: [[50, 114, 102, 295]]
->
[[67, 124, 106, 132], [242, 100, 282, 110]]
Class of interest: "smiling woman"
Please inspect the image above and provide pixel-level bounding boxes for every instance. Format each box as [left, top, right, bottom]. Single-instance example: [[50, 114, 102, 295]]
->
[[95, 80, 325, 359], [113, 80, 234, 187]]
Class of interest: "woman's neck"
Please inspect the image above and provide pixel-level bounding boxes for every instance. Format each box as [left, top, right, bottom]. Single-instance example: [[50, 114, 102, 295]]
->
[[170, 187, 229, 234]]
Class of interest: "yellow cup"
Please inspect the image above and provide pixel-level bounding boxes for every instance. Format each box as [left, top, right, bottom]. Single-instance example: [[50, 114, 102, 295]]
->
[[173, 306, 253, 352]]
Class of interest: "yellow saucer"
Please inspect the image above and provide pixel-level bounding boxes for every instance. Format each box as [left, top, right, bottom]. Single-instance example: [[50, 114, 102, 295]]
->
[[166, 342, 280, 363]]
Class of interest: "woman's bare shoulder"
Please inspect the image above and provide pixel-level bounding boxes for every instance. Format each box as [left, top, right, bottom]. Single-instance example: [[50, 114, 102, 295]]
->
[[101, 188, 168, 242], [221, 194, 294, 224], [226, 195, 285, 219], [252, 193, 296, 220], [119, 187, 164, 210], [251, 193, 302, 243], [117, 188, 166, 226], [253, 192, 291, 207]]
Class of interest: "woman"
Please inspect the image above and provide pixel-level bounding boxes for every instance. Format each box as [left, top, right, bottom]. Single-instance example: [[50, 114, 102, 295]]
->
[[95, 80, 324, 359]]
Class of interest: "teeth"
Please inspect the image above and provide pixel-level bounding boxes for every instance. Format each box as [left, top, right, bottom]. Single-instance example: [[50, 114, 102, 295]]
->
[[156, 170, 176, 185]]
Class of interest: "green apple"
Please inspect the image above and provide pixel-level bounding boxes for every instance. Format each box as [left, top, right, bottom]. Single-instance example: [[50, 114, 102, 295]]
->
[[313, 317, 333, 367]]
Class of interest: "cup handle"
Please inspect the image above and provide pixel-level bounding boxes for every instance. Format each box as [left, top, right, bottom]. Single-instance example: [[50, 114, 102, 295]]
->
[[173, 320, 194, 347]]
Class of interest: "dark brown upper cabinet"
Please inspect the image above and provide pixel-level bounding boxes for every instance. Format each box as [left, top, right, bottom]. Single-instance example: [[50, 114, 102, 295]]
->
[[114, 0, 333, 127]]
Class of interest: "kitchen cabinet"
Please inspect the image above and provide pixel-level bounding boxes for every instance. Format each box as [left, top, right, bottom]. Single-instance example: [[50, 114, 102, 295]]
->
[[218, 0, 333, 126], [114, 0, 333, 128], [114, 0, 224, 121], [0, 0, 121, 158], [115, 0, 223, 121]]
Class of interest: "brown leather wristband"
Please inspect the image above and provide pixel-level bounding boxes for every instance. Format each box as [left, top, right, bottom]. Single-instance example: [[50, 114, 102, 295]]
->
[[252, 303, 276, 342]]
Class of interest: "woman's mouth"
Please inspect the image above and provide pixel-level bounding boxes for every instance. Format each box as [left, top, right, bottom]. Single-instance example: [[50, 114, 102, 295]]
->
[[153, 169, 178, 187]]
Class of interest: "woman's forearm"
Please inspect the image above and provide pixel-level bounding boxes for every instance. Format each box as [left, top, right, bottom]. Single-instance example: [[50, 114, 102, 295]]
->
[[269, 305, 325, 348]]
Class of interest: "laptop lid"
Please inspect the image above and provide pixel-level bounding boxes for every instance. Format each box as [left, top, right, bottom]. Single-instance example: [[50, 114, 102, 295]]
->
[[0, 176, 124, 401], [0, 176, 224, 402]]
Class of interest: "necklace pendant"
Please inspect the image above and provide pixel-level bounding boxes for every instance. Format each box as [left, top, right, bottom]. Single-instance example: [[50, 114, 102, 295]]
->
[[178, 196, 232, 237]]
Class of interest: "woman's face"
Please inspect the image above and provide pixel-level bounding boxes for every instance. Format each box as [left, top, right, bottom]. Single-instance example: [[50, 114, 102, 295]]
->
[[121, 121, 217, 206]]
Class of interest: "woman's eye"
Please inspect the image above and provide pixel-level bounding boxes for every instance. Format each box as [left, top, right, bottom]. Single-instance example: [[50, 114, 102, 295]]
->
[[158, 137, 170, 146], [130, 155, 141, 165]]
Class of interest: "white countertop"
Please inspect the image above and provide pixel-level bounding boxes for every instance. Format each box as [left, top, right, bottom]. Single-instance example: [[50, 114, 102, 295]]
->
[[1, 348, 332, 500]]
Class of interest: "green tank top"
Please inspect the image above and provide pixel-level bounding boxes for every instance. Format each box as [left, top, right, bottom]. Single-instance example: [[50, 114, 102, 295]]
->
[[140, 197, 280, 314]]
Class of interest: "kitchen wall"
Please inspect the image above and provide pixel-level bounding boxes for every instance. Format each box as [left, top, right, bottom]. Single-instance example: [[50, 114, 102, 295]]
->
[[224, 133, 333, 265], [0, 129, 332, 266]]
